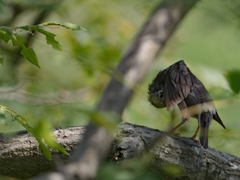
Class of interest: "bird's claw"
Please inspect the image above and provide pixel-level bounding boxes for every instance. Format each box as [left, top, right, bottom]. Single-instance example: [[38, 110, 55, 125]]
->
[[189, 137, 199, 143], [183, 137, 199, 143]]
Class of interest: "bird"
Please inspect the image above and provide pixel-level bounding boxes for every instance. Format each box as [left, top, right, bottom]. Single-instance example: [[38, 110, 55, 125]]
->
[[148, 60, 226, 149]]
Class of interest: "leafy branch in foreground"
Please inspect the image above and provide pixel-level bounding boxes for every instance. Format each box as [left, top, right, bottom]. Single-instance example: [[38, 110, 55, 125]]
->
[[0, 105, 69, 160], [0, 21, 86, 68]]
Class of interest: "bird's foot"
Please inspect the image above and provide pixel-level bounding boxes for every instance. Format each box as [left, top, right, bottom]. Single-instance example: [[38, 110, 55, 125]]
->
[[189, 137, 199, 143], [183, 137, 199, 143]]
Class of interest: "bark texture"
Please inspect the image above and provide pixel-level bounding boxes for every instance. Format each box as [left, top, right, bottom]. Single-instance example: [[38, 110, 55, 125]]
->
[[0, 127, 85, 179], [111, 123, 240, 180], [0, 123, 239, 180]]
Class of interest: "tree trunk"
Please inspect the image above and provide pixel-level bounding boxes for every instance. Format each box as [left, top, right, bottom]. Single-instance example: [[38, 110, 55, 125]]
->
[[0, 123, 239, 180]]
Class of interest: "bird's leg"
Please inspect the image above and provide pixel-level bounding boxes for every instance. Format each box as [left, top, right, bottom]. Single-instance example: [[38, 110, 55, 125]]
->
[[167, 101, 189, 135], [168, 119, 187, 135], [182, 126, 199, 143], [189, 125, 199, 143], [178, 100, 190, 122]]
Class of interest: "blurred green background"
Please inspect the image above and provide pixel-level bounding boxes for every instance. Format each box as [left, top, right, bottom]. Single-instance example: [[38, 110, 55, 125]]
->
[[0, 0, 240, 160]]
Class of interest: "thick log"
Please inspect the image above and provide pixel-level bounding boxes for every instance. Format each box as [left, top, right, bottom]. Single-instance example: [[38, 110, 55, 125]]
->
[[111, 123, 240, 180], [0, 123, 239, 180]]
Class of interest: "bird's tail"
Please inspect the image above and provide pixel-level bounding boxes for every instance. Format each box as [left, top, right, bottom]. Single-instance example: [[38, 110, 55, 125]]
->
[[199, 112, 212, 149], [213, 111, 226, 129]]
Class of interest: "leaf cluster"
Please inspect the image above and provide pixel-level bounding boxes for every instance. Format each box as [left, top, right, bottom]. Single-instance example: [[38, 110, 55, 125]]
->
[[0, 21, 85, 68]]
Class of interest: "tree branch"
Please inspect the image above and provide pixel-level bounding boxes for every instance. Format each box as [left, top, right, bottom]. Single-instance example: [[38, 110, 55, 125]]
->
[[0, 123, 239, 180], [0, 84, 90, 105]]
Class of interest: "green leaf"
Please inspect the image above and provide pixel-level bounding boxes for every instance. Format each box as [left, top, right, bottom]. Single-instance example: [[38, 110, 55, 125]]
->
[[11, 34, 25, 47], [20, 45, 40, 68], [20, 120, 52, 160], [225, 70, 240, 94], [37, 21, 86, 31], [0, 26, 25, 47], [30, 26, 62, 51], [15, 25, 31, 32], [38, 140, 52, 161], [0, 49, 3, 65], [0, 106, 5, 122], [34, 119, 70, 158], [0, 28, 12, 43], [47, 140, 70, 156]]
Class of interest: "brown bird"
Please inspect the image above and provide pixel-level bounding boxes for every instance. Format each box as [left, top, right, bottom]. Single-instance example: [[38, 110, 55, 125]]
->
[[148, 60, 226, 149]]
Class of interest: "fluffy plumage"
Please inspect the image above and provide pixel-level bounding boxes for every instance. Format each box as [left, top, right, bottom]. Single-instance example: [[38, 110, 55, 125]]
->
[[148, 60, 225, 149]]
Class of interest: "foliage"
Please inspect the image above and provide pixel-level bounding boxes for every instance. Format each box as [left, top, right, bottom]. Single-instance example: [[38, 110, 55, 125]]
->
[[0, 105, 69, 160], [0, 22, 85, 68], [0, 20, 85, 160]]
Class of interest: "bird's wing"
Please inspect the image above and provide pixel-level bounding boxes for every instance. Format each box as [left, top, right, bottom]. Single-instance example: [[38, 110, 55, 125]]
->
[[164, 61, 192, 111]]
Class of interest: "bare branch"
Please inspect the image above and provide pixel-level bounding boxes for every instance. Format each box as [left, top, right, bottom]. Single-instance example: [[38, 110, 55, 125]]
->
[[0, 85, 90, 105]]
